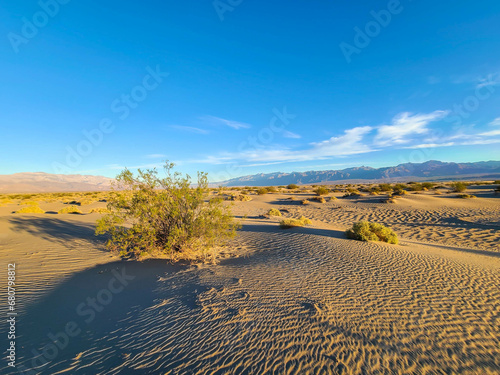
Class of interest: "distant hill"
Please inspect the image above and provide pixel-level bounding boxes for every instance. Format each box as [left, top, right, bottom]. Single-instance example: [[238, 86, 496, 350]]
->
[[0, 172, 113, 193], [219, 160, 500, 186]]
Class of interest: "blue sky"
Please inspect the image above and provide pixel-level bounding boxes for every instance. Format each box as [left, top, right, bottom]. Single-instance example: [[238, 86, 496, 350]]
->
[[1, 0, 500, 181]]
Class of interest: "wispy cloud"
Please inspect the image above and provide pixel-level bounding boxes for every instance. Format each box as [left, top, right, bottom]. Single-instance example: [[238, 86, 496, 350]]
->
[[375, 111, 449, 146], [478, 129, 500, 137], [200, 115, 251, 129], [488, 117, 500, 126], [170, 125, 209, 134], [476, 72, 500, 89], [282, 130, 301, 139]]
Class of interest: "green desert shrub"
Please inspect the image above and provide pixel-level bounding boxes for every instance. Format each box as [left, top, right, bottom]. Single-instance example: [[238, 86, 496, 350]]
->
[[422, 182, 435, 190], [58, 205, 83, 214], [378, 183, 393, 192], [314, 186, 330, 196], [287, 184, 299, 190], [15, 205, 45, 214], [279, 216, 312, 229], [451, 182, 467, 193], [457, 194, 476, 199], [345, 221, 398, 244], [95, 162, 239, 262], [257, 188, 269, 195], [267, 208, 282, 217]]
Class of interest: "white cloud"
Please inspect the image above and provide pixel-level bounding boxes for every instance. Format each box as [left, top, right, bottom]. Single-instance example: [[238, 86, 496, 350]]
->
[[478, 129, 500, 137], [488, 117, 500, 127], [170, 125, 209, 134], [200, 115, 251, 129], [404, 142, 455, 149], [476, 72, 500, 89], [375, 111, 449, 146], [282, 130, 301, 139]]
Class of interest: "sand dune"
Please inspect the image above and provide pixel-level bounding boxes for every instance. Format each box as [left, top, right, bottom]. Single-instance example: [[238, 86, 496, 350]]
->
[[1, 191, 499, 374]]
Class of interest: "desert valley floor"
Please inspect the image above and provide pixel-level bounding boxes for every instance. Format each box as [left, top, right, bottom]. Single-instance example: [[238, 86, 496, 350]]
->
[[0, 185, 499, 374]]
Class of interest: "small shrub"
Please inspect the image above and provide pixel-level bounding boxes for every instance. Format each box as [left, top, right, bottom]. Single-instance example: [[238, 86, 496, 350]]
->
[[457, 194, 476, 199], [89, 207, 110, 214], [268, 208, 282, 217], [279, 216, 312, 229], [451, 182, 467, 193], [15, 205, 45, 214], [314, 186, 330, 196], [257, 188, 268, 195], [231, 194, 252, 202], [382, 197, 397, 204], [422, 182, 435, 189], [287, 184, 299, 189], [266, 186, 278, 193], [301, 199, 310, 205], [329, 196, 338, 201], [378, 183, 392, 192], [58, 205, 83, 214], [345, 221, 398, 244], [313, 197, 326, 203]]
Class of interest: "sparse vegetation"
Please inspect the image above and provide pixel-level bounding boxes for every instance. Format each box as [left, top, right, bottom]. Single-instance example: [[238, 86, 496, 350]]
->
[[15, 205, 45, 214], [301, 199, 310, 205], [58, 205, 83, 214], [451, 182, 467, 193], [279, 216, 312, 229], [267, 208, 282, 216], [230, 194, 252, 202], [314, 186, 330, 196], [457, 194, 476, 199], [287, 184, 299, 189], [313, 196, 326, 203], [95, 163, 239, 261], [378, 183, 393, 192], [89, 207, 110, 214], [345, 221, 398, 244], [257, 188, 269, 195]]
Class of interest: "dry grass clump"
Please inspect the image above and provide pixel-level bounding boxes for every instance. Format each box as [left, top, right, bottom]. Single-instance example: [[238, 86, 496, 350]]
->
[[451, 182, 467, 193], [257, 188, 269, 195], [382, 197, 397, 204], [345, 221, 398, 244], [328, 196, 338, 201], [267, 208, 282, 217], [287, 184, 299, 190], [0, 199, 13, 206], [313, 197, 326, 203], [279, 216, 312, 229], [314, 186, 330, 196], [301, 199, 310, 205], [15, 205, 45, 214], [457, 194, 476, 199], [230, 194, 252, 202], [89, 207, 110, 214], [58, 205, 83, 214]]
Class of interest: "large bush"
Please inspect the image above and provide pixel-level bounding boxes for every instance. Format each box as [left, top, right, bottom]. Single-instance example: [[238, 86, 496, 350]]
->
[[345, 221, 398, 244], [96, 163, 239, 261]]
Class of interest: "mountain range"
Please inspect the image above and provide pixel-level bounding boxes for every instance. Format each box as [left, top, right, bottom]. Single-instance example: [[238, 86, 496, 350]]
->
[[1, 161, 499, 193], [218, 160, 500, 186]]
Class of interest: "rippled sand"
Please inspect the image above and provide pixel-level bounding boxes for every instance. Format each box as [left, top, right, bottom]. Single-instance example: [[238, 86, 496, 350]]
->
[[1, 189, 499, 374]]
